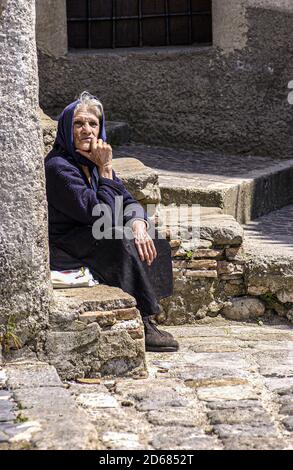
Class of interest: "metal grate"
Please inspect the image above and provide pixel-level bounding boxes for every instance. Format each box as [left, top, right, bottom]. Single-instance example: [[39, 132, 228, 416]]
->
[[67, 0, 212, 49]]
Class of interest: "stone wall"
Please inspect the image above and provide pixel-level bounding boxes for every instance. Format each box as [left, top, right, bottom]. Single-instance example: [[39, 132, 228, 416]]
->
[[156, 207, 293, 325], [37, 0, 293, 158], [0, 0, 52, 346]]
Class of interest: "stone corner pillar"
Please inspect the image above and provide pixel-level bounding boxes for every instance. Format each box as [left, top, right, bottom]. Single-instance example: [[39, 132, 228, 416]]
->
[[36, 0, 67, 58], [0, 0, 52, 347], [212, 0, 248, 53]]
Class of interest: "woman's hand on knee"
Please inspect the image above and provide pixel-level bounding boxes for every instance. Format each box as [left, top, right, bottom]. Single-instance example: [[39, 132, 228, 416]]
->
[[132, 220, 157, 266]]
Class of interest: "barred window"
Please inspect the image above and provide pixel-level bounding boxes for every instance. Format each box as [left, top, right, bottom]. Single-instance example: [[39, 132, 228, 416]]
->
[[67, 1, 212, 49]]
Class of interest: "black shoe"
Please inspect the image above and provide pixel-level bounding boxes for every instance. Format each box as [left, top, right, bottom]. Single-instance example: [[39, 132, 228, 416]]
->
[[142, 317, 179, 352]]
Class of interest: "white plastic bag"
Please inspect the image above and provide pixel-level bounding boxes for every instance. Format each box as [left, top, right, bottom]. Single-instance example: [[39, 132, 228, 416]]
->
[[50, 267, 99, 288]]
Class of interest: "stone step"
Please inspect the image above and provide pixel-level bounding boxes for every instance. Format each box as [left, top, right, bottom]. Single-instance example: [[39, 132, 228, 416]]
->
[[46, 285, 146, 381], [40, 110, 130, 155], [114, 144, 293, 224]]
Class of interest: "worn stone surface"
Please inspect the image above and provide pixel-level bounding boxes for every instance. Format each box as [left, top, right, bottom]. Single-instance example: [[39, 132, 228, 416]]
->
[[159, 275, 222, 325], [0, 0, 52, 345], [54, 285, 136, 312], [1, 362, 101, 450]]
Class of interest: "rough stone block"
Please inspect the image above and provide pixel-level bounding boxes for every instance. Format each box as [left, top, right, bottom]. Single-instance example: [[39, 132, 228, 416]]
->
[[185, 270, 218, 278], [220, 297, 266, 321], [79, 311, 116, 327], [200, 215, 243, 245], [192, 249, 224, 259], [224, 282, 246, 297], [226, 246, 245, 261], [113, 157, 161, 206], [217, 261, 244, 276], [173, 260, 217, 270], [114, 307, 140, 321]]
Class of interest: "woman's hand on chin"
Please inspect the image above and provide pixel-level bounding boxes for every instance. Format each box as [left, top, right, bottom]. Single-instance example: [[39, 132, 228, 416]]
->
[[76, 137, 113, 169], [132, 220, 157, 266]]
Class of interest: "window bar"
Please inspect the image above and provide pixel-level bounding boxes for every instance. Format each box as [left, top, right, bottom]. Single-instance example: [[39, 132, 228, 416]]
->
[[112, 0, 116, 48], [138, 0, 143, 47], [68, 12, 212, 23], [188, 0, 193, 44], [164, 0, 170, 46], [87, 0, 92, 49]]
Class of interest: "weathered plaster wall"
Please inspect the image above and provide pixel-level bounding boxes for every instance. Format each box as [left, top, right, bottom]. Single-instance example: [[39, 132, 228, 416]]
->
[[38, 1, 293, 158], [0, 0, 52, 345], [36, 0, 67, 58]]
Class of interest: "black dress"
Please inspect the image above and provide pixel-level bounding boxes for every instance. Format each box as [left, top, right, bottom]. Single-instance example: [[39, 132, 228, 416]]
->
[[50, 226, 173, 317]]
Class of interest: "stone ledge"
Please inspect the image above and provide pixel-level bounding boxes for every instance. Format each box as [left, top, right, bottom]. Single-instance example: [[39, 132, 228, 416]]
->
[[54, 285, 136, 311]]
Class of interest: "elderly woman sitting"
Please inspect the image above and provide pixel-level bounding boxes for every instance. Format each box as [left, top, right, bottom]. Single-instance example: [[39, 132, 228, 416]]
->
[[45, 92, 178, 352]]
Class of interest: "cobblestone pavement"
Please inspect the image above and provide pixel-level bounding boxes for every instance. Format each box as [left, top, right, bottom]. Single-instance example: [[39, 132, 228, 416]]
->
[[1, 320, 293, 450], [243, 204, 293, 257], [69, 319, 293, 450]]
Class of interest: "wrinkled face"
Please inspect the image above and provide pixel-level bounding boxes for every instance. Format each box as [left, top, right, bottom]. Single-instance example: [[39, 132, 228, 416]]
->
[[73, 109, 100, 152]]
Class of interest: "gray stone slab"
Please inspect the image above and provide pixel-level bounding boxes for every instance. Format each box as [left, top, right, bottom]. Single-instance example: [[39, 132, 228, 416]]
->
[[6, 363, 62, 389], [206, 400, 263, 410], [150, 426, 222, 450], [282, 416, 293, 432], [264, 378, 293, 393], [223, 437, 289, 450], [197, 384, 260, 402], [279, 404, 293, 416], [207, 408, 273, 426], [0, 411, 15, 423], [0, 430, 9, 443], [146, 408, 203, 428], [0, 370, 7, 388], [213, 423, 279, 439]]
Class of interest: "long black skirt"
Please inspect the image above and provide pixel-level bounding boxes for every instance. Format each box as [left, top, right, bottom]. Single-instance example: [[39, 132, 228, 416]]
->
[[50, 226, 173, 317]]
